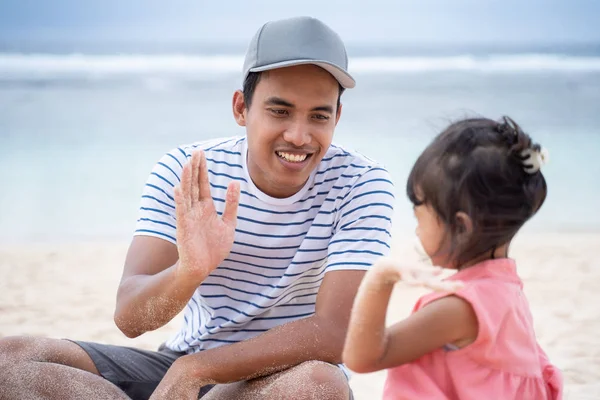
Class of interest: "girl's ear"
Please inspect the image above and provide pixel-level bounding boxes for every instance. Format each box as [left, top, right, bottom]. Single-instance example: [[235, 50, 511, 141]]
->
[[455, 211, 473, 238]]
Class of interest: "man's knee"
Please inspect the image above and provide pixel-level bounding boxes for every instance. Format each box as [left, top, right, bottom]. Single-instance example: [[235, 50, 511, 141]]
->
[[284, 361, 349, 400], [0, 336, 99, 375], [0, 336, 34, 363]]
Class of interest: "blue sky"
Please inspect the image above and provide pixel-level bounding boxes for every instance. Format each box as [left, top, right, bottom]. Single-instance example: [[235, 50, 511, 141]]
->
[[1, 0, 599, 46]]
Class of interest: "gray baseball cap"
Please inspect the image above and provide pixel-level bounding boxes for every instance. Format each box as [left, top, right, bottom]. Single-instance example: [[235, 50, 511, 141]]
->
[[242, 16, 356, 89]]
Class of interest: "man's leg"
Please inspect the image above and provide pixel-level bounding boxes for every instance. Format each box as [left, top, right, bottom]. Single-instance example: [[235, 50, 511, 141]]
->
[[200, 361, 351, 400], [0, 336, 130, 400]]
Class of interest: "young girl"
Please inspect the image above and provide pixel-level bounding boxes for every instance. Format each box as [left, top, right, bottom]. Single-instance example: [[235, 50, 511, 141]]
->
[[342, 116, 563, 399]]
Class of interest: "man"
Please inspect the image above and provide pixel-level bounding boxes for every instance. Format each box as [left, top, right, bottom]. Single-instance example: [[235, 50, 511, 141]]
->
[[0, 16, 395, 400]]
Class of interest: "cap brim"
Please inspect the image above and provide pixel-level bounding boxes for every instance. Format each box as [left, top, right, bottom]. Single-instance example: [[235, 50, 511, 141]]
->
[[249, 59, 356, 89]]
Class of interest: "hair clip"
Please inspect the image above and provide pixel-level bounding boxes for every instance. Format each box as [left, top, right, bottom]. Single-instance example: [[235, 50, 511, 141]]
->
[[520, 147, 549, 174]]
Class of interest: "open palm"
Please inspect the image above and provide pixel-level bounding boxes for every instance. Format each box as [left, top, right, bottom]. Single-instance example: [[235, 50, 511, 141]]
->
[[173, 150, 240, 283]]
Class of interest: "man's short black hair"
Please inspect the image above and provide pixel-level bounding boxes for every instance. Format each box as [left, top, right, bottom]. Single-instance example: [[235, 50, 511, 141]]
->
[[242, 72, 345, 111]]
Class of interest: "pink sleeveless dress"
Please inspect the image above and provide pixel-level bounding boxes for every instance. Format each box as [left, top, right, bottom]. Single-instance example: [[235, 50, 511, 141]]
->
[[383, 258, 563, 400]]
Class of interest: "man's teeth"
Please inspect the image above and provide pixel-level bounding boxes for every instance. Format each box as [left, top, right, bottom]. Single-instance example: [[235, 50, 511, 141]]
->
[[277, 152, 308, 163]]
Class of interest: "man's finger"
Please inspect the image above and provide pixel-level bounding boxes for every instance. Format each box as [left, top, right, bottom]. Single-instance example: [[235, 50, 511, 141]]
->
[[222, 181, 241, 228], [173, 185, 187, 226], [180, 160, 193, 208], [198, 150, 212, 201], [191, 151, 201, 203]]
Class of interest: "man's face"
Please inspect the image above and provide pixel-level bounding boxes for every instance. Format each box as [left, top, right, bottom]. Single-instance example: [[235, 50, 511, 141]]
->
[[234, 64, 342, 199]]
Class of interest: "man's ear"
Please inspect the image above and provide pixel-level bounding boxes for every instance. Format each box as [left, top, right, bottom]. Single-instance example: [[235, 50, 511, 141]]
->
[[232, 90, 247, 127], [335, 103, 343, 126]]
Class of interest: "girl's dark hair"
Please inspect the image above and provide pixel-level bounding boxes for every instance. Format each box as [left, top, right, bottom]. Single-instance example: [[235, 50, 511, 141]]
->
[[407, 116, 547, 267]]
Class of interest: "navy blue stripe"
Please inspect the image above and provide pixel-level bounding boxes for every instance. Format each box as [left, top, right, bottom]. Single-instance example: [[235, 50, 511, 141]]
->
[[338, 190, 395, 212], [220, 261, 325, 279], [140, 207, 172, 217], [341, 203, 394, 219], [253, 312, 313, 321], [166, 153, 184, 169], [358, 167, 388, 177], [328, 249, 384, 257], [237, 215, 328, 227], [297, 247, 328, 253], [201, 282, 321, 301], [182, 315, 192, 346], [205, 139, 234, 150], [206, 158, 243, 169], [296, 191, 331, 205], [229, 250, 293, 261], [206, 304, 255, 318], [208, 170, 247, 182], [217, 266, 283, 279], [177, 147, 188, 158], [233, 240, 299, 251], [141, 195, 175, 210], [315, 163, 367, 175], [237, 215, 313, 227], [307, 176, 341, 191], [189, 297, 202, 340], [327, 261, 371, 268], [353, 178, 394, 192], [224, 256, 326, 272], [224, 258, 288, 271], [340, 226, 391, 236], [339, 215, 392, 230], [321, 153, 349, 162], [138, 218, 176, 230], [195, 338, 240, 344], [202, 290, 317, 310], [207, 328, 269, 334], [235, 228, 307, 239], [210, 188, 259, 200], [150, 172, 175, 187], [329, 238, 391, 249], [145, 183, 174, 202], [209, 273, 325, 290], [238, 202, 321, 215], [157, 162, 180, 182], [277, 301, 316, 307], [135, 229, 176, 242], [211, 149, 242, 156]]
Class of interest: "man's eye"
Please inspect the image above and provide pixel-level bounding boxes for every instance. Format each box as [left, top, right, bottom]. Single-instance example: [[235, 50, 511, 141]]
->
[[313, 114, 330, 121], [269, 109, 288, 116]]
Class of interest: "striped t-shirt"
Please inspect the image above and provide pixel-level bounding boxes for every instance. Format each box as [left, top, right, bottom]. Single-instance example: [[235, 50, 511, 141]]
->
[[134, 136, 395, 355]]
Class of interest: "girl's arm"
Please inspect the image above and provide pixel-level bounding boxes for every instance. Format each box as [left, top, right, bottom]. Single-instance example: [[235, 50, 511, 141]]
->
[[342, 258, 478, 373]]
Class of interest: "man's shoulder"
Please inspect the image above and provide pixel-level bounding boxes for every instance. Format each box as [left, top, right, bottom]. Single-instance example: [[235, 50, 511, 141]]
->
[[176, 136, 245, 157], [318, 143, 393, 181], [156, 136, 245, 169]]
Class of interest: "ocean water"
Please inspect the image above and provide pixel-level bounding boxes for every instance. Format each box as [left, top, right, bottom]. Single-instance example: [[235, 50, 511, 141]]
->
[[1, 49, 599, 242]]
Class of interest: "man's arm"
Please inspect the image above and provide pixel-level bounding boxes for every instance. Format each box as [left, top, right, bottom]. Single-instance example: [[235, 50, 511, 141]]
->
[[113, 236, 195, 338], [167, 269, 365, 383], [114, 150, 240, 338]]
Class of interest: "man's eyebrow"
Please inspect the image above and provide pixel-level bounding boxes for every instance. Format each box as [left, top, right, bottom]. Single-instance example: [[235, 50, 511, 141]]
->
[[264, 97, 294, 108], [264, 97, 334, 114], [311, 105, 334, 114]]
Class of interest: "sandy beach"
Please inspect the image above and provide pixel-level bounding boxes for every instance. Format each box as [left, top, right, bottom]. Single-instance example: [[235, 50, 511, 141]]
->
[[1, 232, 599, 399]]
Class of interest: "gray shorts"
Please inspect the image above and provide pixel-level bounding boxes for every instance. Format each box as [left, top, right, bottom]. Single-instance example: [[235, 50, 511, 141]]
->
[[71, 340, 354, 400], [71, 340, 214, 400]]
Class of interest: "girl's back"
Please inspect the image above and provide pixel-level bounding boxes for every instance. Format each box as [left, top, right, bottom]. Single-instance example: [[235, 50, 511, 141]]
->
[[383, 258, 562, 399]]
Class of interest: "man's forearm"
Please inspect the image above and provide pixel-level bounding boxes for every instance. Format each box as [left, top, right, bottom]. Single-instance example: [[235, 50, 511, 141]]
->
[[180, 314, 346, 384], [114, 263, 199, 338]]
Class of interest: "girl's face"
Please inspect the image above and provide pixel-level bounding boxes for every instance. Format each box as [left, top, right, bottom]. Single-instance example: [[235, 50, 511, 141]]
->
[[413, 203, 451, 268]]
